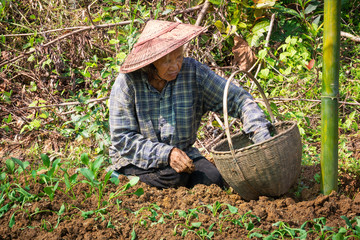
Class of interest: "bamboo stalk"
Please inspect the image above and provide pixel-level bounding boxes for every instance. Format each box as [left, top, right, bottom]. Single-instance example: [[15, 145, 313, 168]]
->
[[321, 0, 340, 195]]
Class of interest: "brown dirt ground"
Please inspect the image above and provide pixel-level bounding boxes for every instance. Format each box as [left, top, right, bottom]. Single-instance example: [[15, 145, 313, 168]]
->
[[0, 162, 360, 240]]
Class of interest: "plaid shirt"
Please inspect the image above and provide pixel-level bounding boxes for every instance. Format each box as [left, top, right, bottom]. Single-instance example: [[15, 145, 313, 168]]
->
[[109, 58, 270, 170]]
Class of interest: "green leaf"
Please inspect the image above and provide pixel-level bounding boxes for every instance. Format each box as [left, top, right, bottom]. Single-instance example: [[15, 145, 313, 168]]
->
[[81, 210, 94, 219], [252, 20, 270, 35], [109, 39, 120, 45], [6, 159, 15, 173], [52, 158, 61, 168], [129, 176, 140, 186], [79, 168, 95, 182], [0, 172, 6, 181], [80, 153, 90, 166], [227, 204, 238, 214], [177, 210, 187, 218], [214, 20, 226, 33], [11, 157, 28, 171], [39, 112, 49, 119], [58, 204, 65, 216], [131, 228, 137, 240], [238, 22, 247, 28], [133, 188, 144, 197], [191, 222, 202, 228], [30, 119, 41, 129], [304, 4, 318, 14], [91, 156, 104, 173], [41, 154, 50, 168], [258, 49, 268, 59], [260, 68, 270, 78], [9, 212, 15, 228], [4, 113, 12, 123], [209, 0, 222, 5], [110, 177, 120, 185], [0, 203, 11, 218]]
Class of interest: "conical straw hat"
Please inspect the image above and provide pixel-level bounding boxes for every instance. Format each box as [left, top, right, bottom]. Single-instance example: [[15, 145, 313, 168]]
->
[[119, 20, 205, 73]]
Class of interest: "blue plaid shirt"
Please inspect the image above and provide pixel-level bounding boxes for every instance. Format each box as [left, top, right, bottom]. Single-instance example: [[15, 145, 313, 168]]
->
[[109, 58, 271, 170]]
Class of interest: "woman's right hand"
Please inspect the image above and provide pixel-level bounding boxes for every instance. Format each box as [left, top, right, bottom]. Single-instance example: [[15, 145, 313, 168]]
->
[[169, 148, 195, 173]]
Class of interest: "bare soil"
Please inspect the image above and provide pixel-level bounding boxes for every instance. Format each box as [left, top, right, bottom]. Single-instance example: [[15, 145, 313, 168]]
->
[[0, 162, 359, 239]]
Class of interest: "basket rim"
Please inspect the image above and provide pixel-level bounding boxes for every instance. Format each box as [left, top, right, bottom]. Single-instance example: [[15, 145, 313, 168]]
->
[[210, 121, 299, 154]]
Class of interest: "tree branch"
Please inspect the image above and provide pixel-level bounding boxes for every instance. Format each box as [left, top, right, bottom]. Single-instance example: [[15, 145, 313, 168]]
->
[[267, 97, 360, 106], [0, 20, 138, 68], [20, 97, 109, 110], [341, 31, 360, 42], [195, 0, 210, 26], [170, 4, 204, 17]]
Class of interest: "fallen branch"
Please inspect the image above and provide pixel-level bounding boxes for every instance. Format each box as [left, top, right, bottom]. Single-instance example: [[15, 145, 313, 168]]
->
[[267, 97, 360, 106], [170, 4, 204, 17], [341, 31, 360, 42], [0, 20, 138, 68], [195, 0, 210, 26], [20, 97, 109, 110]]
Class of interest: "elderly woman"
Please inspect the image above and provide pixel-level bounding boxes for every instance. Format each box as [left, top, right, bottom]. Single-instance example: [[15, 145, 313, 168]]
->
[[108, 20, 271, 189]]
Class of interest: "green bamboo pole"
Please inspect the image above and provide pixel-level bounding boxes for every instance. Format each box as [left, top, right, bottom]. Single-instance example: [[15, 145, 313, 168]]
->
[[321, 0, 340, 195]]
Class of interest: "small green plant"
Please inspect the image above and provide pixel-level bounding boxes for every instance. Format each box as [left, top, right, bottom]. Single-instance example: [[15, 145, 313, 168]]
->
[[9, 157, 30, 186], [78, 166, 112, 209], [108, 176, 144, 203]]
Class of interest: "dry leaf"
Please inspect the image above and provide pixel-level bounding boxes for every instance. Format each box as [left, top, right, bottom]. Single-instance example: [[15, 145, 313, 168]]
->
[[232, 36, 257, 71], [306, 59, 315, 70]]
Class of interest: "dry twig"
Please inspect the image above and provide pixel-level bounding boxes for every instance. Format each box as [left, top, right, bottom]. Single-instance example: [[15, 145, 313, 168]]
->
[[20, 97, 109, 110], [341, 31, 360, 42], [0, 20, 138, 68]]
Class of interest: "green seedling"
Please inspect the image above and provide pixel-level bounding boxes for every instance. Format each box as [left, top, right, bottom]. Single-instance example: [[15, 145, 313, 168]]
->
[[205, 201, 223, 217], [300, 217, 335, 239], [43, 181, 59, 201], [39, 155, 62, 185], [270, 221, 307, 239], [108, 176, 143, 202], [0, 192, 11, 218], [217, 204, 240, 233], [133, 203, 173, 230], [79, 167, 112, 209], [8, 184, 38, 206], [60, 167, 79, 200], [173, 208, 202, 236], [9, 158, 30, 185], [232, 210, 260, 232], [337, 216, 360, 239]]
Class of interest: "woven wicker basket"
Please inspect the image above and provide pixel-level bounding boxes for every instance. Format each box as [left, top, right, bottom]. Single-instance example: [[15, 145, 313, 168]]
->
[[210, 71, 302, 200], [211, 121, 302, 200]]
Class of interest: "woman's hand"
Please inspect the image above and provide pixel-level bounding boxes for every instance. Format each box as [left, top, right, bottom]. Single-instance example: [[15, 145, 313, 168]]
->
[[169, 148, 195, 173]]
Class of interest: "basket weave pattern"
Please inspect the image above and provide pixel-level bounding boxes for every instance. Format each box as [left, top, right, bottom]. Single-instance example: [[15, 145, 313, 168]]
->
[[211, 121, 302, 200]]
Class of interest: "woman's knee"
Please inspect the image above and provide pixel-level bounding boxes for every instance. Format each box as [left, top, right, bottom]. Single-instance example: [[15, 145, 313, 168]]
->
[[140, 167, 190, 189]]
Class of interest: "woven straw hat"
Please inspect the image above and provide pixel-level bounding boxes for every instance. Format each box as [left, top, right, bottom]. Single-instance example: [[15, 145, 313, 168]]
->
[[119, 20, 205, 73]]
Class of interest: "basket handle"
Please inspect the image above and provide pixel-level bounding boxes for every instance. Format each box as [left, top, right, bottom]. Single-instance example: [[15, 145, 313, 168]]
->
[[223, 70, 276, 162]]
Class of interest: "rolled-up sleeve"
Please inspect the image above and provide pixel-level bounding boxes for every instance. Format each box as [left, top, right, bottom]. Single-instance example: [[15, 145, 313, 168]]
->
[[109, 74, 173, 169]]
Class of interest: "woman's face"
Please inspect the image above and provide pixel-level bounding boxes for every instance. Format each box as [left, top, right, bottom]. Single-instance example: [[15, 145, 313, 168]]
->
[[153, 47, 184, 81]]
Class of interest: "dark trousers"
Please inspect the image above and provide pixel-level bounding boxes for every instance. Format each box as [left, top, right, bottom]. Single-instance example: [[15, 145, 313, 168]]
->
[[115, 157, 224, 189]]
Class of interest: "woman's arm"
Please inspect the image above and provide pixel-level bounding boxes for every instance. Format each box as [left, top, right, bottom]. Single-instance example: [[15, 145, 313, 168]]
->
[[198, 64, 271, 143]]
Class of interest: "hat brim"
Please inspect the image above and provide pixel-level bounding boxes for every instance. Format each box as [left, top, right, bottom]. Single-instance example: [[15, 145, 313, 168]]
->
[[119, 21, 205, 73]]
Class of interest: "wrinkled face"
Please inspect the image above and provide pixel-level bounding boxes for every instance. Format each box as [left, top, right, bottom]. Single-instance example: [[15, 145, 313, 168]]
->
[[153, 47, 184, 81]]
